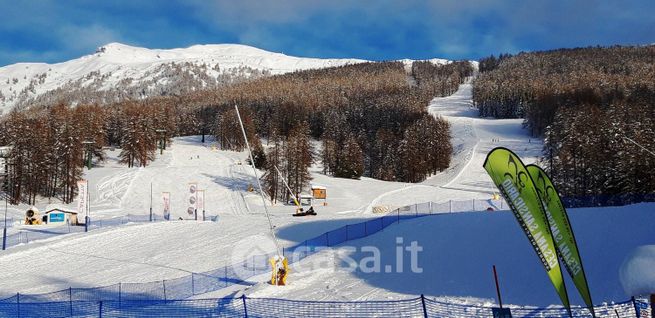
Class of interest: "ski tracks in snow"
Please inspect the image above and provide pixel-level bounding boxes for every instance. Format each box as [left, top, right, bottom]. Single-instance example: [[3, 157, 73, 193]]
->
[[94, 169, 139, 212]]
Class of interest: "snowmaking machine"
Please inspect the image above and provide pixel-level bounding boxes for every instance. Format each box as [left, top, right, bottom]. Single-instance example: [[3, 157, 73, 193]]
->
[[235, 105, 289, 286], [24, 207, 43, 225], [272, 165, 316, 217], [270, 256, 289, 286]]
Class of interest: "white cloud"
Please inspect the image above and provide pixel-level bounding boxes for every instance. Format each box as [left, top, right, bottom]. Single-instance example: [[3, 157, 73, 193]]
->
[[56, 24, 124, 52]]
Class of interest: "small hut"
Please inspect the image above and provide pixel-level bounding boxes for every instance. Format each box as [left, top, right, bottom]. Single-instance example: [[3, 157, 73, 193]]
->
[[311, 185, 327, 206], [311, 185, 327, 199], [44, 208, 80, 225]]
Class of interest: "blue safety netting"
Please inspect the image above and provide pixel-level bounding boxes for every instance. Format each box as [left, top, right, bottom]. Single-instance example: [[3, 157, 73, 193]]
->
[[0, 296, 647, 318]]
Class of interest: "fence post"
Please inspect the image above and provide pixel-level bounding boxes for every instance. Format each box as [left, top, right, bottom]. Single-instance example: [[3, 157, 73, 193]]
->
[[162, 280, 167, 300], [69, 287, 73, 316], [429, 202, 433, 214], [16, 293, 20, 318], [630, 296, 639, 317], [2, 227, 7, 250], [397, 209, 400, 224], [420, 294, 428, 318], [449, 200, 453, 213], [191, 273, 195, 295], [472, 199, 475, 211], [242, 294, 249, 318], [118, 283, 121, 309], [98, 301, 103, 318]]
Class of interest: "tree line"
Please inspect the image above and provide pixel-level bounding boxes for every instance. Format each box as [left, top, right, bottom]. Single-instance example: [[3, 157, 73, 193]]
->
[[0, 104, 105, 204], [473, 45, 655, 197], [203, 61, 471, 199], [0, 60, 473, 204]]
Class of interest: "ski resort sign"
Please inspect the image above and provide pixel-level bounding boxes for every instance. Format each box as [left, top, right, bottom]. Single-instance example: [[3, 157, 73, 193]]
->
[[527, 164, 594, 316], [483, 147, 571, 312], [76, 180, 88, 217]]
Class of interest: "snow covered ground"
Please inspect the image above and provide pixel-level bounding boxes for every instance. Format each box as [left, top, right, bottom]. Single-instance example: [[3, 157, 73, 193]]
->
[[242, 203, 655, 307], [1, 78, 649, 309]]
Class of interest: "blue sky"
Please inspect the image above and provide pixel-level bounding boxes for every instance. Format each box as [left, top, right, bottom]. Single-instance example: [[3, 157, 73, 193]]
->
[[1, 0, 654, 66]]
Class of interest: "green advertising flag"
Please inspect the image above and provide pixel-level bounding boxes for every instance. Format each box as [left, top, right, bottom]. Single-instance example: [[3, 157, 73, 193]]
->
[[527, 164, 595, 315], [483, 147, 571, 310]]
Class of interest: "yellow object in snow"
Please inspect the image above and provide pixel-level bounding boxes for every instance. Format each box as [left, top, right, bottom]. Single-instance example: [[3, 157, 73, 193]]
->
[[25, 207, 42, 225], [270, 256, 289, 286]]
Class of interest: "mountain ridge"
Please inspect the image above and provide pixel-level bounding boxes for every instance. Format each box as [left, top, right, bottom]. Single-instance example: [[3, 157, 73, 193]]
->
[[0, 42, 451, 114]]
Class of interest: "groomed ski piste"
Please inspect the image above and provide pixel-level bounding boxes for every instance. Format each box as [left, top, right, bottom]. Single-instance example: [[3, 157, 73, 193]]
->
[[0, 79, 653, 317]]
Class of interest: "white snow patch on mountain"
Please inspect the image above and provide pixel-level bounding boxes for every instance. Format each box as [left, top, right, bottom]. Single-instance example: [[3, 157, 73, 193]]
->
[[0, 43, 367, 113]]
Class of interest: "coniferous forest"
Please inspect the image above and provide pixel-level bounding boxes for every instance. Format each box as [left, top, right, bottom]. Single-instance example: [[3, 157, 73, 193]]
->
[[0, 60, 473, 204], [473, 46, 655, 197]]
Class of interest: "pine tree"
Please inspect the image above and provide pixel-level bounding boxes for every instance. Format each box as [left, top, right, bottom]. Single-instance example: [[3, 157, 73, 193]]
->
[[285, 124, 313, 197], [262, 131, 284, 203], [335, 135, 364, 179]]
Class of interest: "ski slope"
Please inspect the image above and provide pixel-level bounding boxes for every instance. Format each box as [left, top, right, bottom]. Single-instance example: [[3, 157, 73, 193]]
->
[[0, 79, 544, 295], [2, 77, 649, 309], [361, 79, 542, 213]]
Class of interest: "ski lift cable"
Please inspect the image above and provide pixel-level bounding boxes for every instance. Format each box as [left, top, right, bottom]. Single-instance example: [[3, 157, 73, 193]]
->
[[234, 105, 282, 258]]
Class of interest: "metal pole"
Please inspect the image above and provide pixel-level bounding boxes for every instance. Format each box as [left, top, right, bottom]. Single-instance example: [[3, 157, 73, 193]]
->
[[242, 294, 249, 318], [3, 188, 7, 250], [235, 105, 282, 258], [420, 294, 428, 318], [273, 164, 301, 208], [149, 182, 153, 222], [493, 265, 503, 308], [623, 136, 655, 158], [86, 180, 91, 232]]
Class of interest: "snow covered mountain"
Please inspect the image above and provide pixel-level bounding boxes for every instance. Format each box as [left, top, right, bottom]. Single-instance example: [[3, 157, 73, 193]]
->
[[0, 43, 368, 114]]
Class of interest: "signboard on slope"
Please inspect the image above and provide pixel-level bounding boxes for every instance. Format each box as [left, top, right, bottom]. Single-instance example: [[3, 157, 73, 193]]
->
[[77, 180, 88, 217], [49, 213, 66, 223], [188, 183, 197, 216], [162, 192, 171, 220]]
